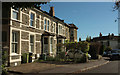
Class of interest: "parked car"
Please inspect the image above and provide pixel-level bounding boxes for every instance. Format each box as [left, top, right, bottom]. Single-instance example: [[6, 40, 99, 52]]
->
[[109, 49, 120, 60], [103, 51, 111, 57], [65, 49, 84, 59], [65, 49, 91, 59]]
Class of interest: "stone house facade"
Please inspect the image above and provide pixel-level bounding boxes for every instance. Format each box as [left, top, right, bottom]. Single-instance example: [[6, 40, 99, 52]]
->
[[69, 24, 78, 42], [2, 6, 78, 66], [91, 33, 120, 49]]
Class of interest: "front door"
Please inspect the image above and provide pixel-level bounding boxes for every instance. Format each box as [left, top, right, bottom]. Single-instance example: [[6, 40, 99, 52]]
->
[[43, 37, 48, 53]]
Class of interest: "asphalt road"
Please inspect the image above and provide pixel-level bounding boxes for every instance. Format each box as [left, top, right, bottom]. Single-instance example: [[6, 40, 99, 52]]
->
[[81, 60, 120, 75]]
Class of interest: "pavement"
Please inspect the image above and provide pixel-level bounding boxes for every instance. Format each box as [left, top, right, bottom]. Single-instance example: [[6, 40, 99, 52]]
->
[[7, 57, 110, 74], [82, 60, 119, 73]]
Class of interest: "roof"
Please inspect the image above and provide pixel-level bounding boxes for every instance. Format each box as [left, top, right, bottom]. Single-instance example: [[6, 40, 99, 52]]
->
[[34, 7, 70, 27], [91, 35, 120, 41], [69, 24, 78, 29]]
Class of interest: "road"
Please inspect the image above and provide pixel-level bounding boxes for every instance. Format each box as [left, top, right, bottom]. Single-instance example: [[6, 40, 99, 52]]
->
[[81, 60, 120, 75]]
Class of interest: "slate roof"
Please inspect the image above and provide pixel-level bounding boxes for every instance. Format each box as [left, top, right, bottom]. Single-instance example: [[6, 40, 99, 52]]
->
[[91, 35, 120, 42]]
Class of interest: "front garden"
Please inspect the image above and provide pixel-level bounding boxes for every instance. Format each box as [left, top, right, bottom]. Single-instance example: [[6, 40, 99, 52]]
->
[[37, 41, 106, 64]]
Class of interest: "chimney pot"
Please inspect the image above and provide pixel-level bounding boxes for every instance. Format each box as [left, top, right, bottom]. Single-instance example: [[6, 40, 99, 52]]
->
[[99, 32, 102, 37], [49, 7, 55, 16]]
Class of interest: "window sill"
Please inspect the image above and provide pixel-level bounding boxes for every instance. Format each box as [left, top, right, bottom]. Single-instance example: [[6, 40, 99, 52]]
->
[[11, 18, 21, 23], [29, 26, 36, 29], [10, 53, 19, 56]]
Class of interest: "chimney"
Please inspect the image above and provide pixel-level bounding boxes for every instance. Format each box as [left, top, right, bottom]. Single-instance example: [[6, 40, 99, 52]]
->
[[99, 32, 102, 37], [62, 20, 64, 22], [108, 33, 110, 36], [39, 6, 41, 10], [111, 33, 114, 36], [49, 7, 55, 16]]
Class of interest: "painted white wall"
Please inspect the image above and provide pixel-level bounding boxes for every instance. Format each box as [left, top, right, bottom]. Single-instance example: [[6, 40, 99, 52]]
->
[[110, 40, 118, 49]]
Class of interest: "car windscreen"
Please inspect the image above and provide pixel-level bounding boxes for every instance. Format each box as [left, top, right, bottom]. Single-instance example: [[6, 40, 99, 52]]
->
[[111, 50, 117, 53], [111, 50, 120, 53]]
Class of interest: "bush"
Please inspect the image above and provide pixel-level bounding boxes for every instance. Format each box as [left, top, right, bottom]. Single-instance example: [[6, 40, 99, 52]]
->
[[105, 46, 112, 52], [46, 56, 55, 61], [59, 52, 66, 59], [99, 45, 106, 55], [21, 53, 28, 63], [89, 42, 101, 59]]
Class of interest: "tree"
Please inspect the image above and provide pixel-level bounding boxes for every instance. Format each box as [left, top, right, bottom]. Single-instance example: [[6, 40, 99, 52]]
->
[[113, 1, 120, 11]]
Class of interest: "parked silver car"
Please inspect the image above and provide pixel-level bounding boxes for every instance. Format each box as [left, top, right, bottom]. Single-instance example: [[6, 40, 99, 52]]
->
[[65, 50, 91, 59]]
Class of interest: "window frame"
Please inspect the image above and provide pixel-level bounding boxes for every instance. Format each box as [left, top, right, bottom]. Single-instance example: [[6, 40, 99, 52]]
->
[[44, 19, 47, 30], [30, 35, 34, 53], [12, 8, 19, 20], [29, 10, 36, 28], [12, 31, 18, 53], [30, 12, 35, 27], [47, 20, 49, 31]]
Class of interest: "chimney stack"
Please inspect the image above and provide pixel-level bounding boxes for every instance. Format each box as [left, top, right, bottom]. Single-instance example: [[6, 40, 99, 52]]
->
[[39, 6, 41, 10], [99, 32, 102, 37], [111, 33, 114, 36], [49, 7, 55, 16]]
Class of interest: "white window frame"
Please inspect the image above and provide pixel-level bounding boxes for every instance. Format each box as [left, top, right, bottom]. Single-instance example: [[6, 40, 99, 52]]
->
[[39, 15, 41, 29], [44, 19, 47, 30], [53, 23, 56, 33], [11, 8, 19, 20], [29, 10, 36, 28], [12, 31, 18, 53], [30, 35, 34, 53], [47, 20, 50, 31]]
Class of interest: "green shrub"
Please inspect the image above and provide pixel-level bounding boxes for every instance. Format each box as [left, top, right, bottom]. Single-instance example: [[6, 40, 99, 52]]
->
[[21, 53, 29, 63], [105, 46, 112, 52], [46, 56, 55, 61], [99, 45, 106, 55], [74, 54, 87, 63], [59, 52, 66, 59]]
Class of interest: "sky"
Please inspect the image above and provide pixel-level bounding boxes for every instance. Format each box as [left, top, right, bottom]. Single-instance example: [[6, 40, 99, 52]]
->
[[41, 2, 118, 41]]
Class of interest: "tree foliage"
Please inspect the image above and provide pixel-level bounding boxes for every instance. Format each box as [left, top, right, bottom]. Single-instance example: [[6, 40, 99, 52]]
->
[[89, 42, 101, 59], [113, 1, 120, 11], [57, 41, 90, 53]]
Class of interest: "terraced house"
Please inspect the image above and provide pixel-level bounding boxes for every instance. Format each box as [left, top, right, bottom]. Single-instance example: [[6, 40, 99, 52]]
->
[[2, 6, 78, 66]]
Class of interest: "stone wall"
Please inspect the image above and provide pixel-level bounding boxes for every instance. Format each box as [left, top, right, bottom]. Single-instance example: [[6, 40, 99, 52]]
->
[[10, 61, 21, 66], [22, 14, 29, 25], [36, 42, 41, 54], [36, 34, 41, 41], [36, 19, 40, 28], [21, 41, 29, 53], [12, 20, 20, 28], [21, 31, 29, 40]]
